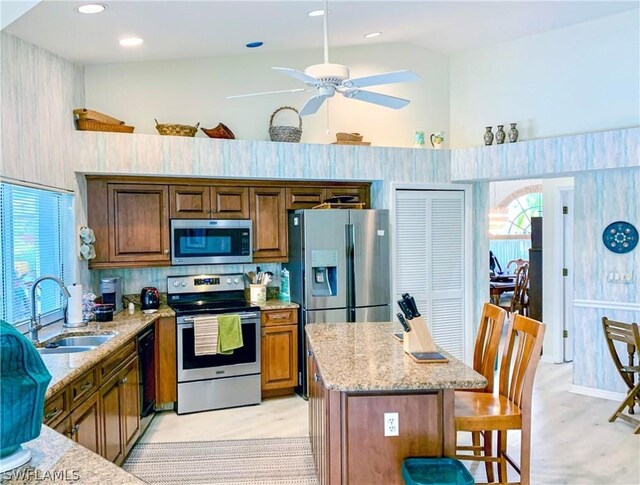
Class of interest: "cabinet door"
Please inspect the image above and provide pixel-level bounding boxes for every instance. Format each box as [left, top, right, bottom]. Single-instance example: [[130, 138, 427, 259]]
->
[[261, 324, 298, 391], [324, 187, 369, 207], [70, 391, 101, 456], [100, 373, 123, 464], [108, 184, 170, 262], [53, 416, 71, 438], [120, 357, 140, 456], [170, 185, 211, 219], [156, 317, 177, 404], [250, 187, 288, 261], [212, 187, 249, 219], [286, 187, 325, 209]]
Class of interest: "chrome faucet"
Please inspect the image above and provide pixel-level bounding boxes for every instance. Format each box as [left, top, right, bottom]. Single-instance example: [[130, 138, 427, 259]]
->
[[30, 275, 71, 344]]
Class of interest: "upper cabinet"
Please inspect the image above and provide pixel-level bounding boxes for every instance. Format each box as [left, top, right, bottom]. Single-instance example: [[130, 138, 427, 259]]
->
[[87, 176, 370, 268], [170, 185, 249, 219]]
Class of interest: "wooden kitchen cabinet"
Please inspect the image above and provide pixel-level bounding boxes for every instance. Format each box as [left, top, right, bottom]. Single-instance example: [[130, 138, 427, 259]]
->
[[100, 372, 124, 463], [170, 185, 249, 219], [155, 316, 177, 405], [324, 186, 369, 206], [286, 187, 325, 209], [261, 309, 298, 397], [69, 391, 102, 456], [250, 187, 288, 262], [120, 357, 141, 457]]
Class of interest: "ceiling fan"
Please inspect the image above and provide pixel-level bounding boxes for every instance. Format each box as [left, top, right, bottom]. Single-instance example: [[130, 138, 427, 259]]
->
[[227, 0, 420, 116]]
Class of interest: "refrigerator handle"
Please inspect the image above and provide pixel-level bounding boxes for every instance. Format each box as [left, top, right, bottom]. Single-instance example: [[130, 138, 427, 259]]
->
[[346, 223, 355, 319]]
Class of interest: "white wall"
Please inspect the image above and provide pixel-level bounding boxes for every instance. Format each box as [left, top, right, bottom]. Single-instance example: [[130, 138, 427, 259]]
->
[[85, 42, 449, 148], [450, 10, 640, 148]]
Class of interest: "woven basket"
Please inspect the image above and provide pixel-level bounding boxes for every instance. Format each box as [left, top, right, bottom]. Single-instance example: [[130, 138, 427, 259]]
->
[[155, 119, 199, 137], [73, 108, 124, 125], [336, 132, 363, 142], [268, 106, 302, 143], [201, 123, 235, 139], [76, 119, 134, 133]]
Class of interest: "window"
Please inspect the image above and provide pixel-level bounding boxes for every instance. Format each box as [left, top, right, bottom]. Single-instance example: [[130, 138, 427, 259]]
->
[[1, 182, 74, 328]]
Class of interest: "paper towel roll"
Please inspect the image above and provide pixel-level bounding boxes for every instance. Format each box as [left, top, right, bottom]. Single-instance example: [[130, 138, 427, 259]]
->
[[66, 284, 83, 324]]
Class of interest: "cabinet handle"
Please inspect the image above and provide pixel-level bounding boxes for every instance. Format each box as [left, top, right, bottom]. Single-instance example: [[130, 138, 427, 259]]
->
[[164, 249, 169, 254], [121, 377, 128, 385], [314, 373, 320, 382], [261, 329, 266, 337], [79, 382, 92, 392], [45, 408, 61, 421], [69, 424, 79, 437], [306, 350, 312, 357]]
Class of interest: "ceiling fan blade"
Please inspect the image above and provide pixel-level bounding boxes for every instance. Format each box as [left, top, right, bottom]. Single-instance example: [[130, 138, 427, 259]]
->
[[273, 67, 320, 85], [343, 89, 410, 109], [343, 70, 420, 89], [299, 94, 329, 116], [226, 88, 307, 99]]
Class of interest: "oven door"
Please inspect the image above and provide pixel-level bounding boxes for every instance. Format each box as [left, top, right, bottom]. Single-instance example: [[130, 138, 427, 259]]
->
[[171, 219, 252, 265], [177, 312, 260, 382]]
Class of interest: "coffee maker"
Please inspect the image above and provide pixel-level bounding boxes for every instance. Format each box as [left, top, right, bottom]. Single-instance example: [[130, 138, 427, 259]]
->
[[99, 277, 123, 314]]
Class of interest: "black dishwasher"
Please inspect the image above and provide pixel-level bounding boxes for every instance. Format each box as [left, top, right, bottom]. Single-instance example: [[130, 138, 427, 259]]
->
[[137, 326, 156, 433]]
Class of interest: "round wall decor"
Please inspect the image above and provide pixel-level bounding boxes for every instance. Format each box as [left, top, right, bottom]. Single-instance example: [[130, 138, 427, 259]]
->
[[602, 221, 638, 254]]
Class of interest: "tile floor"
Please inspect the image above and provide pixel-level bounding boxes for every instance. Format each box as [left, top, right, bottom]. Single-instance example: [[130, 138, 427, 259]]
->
[[140, 363, 640, 484]]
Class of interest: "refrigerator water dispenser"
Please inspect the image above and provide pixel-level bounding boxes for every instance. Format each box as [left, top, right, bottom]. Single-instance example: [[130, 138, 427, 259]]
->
[[311, 250, 338, 297]]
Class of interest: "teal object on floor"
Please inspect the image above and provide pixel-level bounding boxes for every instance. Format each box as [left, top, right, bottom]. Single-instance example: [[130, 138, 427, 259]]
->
[[0, 320, 52, 458], [402, 457, 474, 485]]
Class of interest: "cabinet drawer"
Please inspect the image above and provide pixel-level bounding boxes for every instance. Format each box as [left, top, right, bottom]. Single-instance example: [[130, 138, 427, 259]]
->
[[70, 368, 97, 405], [44, 389, 69, 426], [99, 339, 136, 383], [261, 309, 298, 326]]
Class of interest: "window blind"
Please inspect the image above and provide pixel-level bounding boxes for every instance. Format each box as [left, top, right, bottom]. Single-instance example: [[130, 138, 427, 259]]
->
[[0, 182, 74, 327]]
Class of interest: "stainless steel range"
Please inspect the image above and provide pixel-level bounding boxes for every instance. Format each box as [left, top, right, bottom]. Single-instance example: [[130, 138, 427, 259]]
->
[[168, 274, 261, 415]]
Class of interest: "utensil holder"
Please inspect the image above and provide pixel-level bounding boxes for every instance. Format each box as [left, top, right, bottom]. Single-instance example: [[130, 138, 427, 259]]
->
[[403, 316, 437, 354], [250, 284, 267, 303]]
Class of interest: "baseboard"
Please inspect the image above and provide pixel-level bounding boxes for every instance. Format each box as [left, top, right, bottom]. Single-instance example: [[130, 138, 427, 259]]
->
[[569, 384, 627, 402], [540, 354, 555, 363]]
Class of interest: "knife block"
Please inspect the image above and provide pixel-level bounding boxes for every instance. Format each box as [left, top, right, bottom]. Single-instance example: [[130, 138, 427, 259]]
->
[[403, 316, 438, 354]]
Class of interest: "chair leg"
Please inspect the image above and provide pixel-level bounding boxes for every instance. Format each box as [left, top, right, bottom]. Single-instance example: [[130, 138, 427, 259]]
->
[[521, 423, 531, 485], [472, 431, 481, 456], [483, 430, 495, 483], [609, 383, 640, 423], [497, 430, 508, 483]]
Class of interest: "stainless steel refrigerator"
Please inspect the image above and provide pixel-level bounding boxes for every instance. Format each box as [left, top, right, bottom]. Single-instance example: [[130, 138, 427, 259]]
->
[[285, 209, 390, 397]]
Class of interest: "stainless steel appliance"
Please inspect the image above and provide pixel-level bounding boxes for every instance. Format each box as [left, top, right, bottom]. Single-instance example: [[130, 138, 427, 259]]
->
[[137, 326, 155, 435], [99, 277, 123, 314], [285, 209, 390, 397], [170, 219, 252, 265], [168, 274, 261, 414]]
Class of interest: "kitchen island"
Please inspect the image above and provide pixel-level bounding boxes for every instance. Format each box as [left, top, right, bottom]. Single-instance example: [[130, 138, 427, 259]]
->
[[305, 322, 486, 485]]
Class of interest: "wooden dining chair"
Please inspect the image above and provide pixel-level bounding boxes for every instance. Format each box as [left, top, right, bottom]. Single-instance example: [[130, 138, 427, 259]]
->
[[456, 303, 507, 482], [499, 263, 529, 316], [602, 317, 640, 434], [506, 258, 528, 273], [455, 314, 546, 485]]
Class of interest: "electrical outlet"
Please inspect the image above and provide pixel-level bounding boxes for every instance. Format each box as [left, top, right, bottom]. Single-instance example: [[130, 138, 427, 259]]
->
[[384, 412, 399, 437]]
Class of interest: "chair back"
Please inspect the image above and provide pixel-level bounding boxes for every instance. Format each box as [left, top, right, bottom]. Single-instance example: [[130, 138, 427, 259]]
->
[[602, 317, 640, 387], [498, 314, 546, 410], [473, 303, 507, 392], [510, 263, 530, 313], [507, 258, 528, 273]]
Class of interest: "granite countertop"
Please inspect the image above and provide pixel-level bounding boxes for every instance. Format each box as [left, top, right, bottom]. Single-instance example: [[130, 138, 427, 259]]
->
[[39, 305, 175, 400], [1, 426, 144, 485], [253, 300, 299, 310], [305, 322, 486, 392]]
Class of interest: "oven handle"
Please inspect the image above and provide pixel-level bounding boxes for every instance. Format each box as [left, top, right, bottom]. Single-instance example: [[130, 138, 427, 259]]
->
[[179, 312, 259, 325]]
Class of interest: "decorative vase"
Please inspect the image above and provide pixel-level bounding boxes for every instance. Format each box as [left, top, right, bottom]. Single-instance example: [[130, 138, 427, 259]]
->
[[414, 131, 425, 148], [496, 125, 506, 144], [508, 123, 519, 142], [430, 132, 444, 149], [483, 127, 494, 146]]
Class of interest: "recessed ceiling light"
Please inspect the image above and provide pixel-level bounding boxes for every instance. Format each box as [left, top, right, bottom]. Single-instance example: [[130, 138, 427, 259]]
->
[[77, 4, 106, 14], [308, 9, 325, 17], [246, 41, 264, 49], [119, 37, 143, 47], [364, 32, 382, 39]]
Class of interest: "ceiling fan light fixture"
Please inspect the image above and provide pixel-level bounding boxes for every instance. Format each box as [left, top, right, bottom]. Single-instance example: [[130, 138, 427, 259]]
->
[[364, 32, 382, 39], [77, 4, 106, 14], [308, 9, 325, 17], [119, 37, 143, 47]]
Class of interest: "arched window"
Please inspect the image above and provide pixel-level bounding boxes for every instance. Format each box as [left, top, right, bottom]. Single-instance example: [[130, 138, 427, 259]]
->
[[504, 192, 543, 235]]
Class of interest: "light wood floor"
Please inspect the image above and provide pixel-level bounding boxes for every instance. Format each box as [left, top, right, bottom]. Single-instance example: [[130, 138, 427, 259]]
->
[[141, 363, 640, 484]]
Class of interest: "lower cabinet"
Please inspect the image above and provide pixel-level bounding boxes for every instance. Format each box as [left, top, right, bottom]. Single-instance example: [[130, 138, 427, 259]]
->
[[261, 309, 298, 397], [45, 340, 140, 466]]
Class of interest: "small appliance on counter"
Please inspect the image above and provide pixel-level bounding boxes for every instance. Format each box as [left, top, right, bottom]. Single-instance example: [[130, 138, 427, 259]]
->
[[99, 277, 123, 314], [140, 287, 160, 313]]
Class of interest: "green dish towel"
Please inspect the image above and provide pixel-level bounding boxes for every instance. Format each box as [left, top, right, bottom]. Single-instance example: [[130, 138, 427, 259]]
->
[[217, 314, 243, 355]]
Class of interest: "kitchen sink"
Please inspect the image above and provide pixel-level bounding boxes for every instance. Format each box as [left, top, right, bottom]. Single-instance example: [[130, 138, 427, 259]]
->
[[37, 346, 95, 355], [46, 335, 114, 348]]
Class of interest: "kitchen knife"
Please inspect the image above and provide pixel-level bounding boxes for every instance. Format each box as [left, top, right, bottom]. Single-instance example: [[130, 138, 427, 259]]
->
[[402, 293, 421, 318], [397, 299, 413, 320], [397, 312, 411, 332]]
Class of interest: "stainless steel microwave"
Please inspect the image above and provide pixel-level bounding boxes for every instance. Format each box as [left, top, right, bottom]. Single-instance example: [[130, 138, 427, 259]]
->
[[171, 219, 252, 265]]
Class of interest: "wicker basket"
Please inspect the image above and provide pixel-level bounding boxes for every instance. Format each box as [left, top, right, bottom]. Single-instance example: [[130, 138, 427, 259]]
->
[[336, 132, 363, 142], [76, 119, 134, 133], [155, 119, 199, 137], [73, 108, 124, 125], [201, 123, 235, 139], [268, 106, 302, 143]]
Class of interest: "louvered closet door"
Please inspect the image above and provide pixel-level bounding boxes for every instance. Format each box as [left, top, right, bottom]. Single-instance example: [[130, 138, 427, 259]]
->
[[395, 190, 465, 360]]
